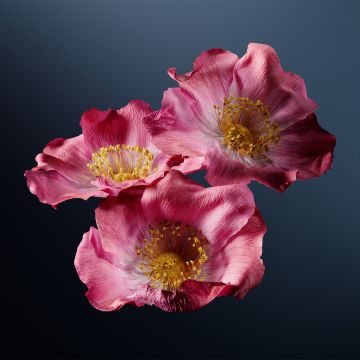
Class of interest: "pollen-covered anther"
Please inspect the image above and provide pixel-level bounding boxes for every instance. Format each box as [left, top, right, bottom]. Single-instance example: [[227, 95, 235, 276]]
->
[[87, 144, 154, 183], [137, 221, 208, 291], [215, 97, 280, 157]]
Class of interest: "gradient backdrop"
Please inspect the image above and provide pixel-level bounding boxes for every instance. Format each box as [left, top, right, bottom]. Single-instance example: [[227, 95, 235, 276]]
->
[[1, 0, 359, 358]]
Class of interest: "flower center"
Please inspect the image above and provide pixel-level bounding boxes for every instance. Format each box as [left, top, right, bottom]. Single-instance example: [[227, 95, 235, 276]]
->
[[87, 144, 154, 183], [215, 97, 280, 157], [137, 221, 208, 291]]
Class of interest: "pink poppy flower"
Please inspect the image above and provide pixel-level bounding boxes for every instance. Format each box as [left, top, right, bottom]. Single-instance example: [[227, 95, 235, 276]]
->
[[145, 43, 336, 191], [75, 170, 265, 312], [25, 100, 192, 207]]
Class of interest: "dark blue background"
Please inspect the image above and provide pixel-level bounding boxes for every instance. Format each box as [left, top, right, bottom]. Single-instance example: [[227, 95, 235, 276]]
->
[[1, 0, 359, 358]]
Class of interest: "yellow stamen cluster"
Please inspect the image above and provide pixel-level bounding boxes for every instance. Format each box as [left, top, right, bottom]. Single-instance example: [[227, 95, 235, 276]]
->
[[87, 144, 154, 183], [215, 97, 280, 157], [137, 221, 208, 291]]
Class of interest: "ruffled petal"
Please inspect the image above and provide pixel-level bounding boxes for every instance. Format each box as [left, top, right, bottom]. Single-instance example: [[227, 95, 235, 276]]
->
[[141, 170, 255, 249], [269, 114, 336, 179], [204, 143, 297, 191], [204, 210, 265, 299], [230, 43, 317, 129], [75, 227, 144, 311], [168, 48, 238, 120], [81, 100, 153, 152], [172, 156, 205, 174], [129, 281, 227, 312], [95, 191, 148, 264], [117, 100, 156, 150], [25, 169, 107, 207], [35, 135, 93, 184], [144, 88, 215, 156], [142, 152, 182, 184], [24, 135, 106, 206]]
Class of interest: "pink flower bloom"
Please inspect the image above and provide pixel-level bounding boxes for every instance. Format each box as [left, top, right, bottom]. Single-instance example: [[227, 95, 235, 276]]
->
[[145, 43, 336, 191], [25, 100, 192, 207], [75, 170, 265, 312]]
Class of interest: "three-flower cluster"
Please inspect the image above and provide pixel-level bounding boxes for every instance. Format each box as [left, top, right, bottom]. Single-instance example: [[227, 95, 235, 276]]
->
[[25, 43, 335, 312]]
